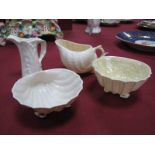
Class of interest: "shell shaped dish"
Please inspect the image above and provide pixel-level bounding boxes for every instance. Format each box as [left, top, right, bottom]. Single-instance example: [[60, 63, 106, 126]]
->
[[12, 68, 83, 111], [92, 56, 152, 98], [55, 39, 98, 73]]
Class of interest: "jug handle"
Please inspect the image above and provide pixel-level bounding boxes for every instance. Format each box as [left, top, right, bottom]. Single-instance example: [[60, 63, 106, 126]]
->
[[38, 40, 47, 63], [94, 45, 108, 56]]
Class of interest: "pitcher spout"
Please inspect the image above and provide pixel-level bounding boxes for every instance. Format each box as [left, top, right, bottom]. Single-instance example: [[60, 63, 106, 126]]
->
[[7, 35, 22, 45]]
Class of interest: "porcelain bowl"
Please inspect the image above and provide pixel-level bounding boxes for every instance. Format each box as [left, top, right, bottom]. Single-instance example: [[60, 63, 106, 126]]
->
[[92, 56, 152, 98], [12, 68, 83, 118]]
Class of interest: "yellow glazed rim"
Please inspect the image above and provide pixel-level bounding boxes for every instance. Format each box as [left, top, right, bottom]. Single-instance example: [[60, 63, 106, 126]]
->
[[92, 56, 152, 82]]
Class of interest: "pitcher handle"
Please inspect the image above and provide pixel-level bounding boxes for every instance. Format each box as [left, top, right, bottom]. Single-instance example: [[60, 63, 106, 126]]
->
[[38, 40, 47, 63], [94, 45, 108, 56]]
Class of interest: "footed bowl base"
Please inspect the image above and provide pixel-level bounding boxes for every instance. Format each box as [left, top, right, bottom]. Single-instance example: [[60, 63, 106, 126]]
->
[[120, 93, 130, 99]]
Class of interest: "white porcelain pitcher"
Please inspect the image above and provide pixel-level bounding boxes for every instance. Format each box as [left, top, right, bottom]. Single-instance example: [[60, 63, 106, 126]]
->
[[7, 35, 47, 77], [55, 39, 105, 73]]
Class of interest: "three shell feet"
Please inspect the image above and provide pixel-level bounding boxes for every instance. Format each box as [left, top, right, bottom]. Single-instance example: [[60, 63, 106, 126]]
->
[[34, 112, 47, 118], [34, 103, 72, 118], [120, 93, 130, 99], [104, 89, 130, 99]]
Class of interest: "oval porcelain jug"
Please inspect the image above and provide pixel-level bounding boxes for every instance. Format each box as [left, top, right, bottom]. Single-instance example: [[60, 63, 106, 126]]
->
[[55, 39, 105, 73], [7, 35, 47, 77]]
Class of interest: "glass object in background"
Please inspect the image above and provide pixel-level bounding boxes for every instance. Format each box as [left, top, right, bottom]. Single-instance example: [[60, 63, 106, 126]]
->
[[85, 19, 101, 35], [100, 19, 120, 26], [138, 20, 155, 30]]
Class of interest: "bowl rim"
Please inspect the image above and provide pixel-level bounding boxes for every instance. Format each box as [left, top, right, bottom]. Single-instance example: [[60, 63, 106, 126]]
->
[[55, 39, 93, 53], [92, 56, 152, 83]]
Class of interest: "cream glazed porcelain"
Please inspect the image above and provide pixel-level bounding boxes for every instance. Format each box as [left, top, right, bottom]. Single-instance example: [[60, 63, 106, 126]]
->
[[92, 56, 152, 98], [7, 35, 46, 77], [55, 39, 105, 73], [12, 68, 83, 118]]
